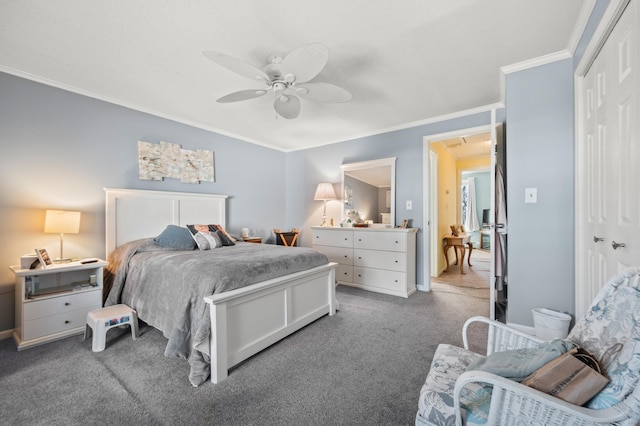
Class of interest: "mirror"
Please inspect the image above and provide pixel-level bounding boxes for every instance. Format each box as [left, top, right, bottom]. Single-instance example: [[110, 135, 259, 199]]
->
[[341, 157, 396, 227]]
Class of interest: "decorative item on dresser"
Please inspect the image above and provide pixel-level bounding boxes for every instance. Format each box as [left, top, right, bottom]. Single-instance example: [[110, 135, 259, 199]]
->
[[10, 260, 108, 350], [312, 226, 418, 298], [313, 182, 337, 227]]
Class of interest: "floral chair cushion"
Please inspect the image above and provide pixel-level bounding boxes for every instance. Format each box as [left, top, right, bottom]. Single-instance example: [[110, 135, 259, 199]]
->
[[417, 344, 490, 426], [567, 267, 640, 409]]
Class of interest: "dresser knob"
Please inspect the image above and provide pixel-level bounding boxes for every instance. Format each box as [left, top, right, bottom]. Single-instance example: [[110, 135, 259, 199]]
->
[[64, 302, 70, 306], [395, 260, 398, 263], [64, 320, 70, 324]]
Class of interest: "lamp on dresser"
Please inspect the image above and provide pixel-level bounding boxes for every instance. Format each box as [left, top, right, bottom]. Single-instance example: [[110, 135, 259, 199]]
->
[[44, 209, 81, 262], [314, 182, 337, 227]]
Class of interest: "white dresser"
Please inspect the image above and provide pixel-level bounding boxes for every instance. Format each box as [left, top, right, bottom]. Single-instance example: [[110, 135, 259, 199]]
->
[[312, 226, 417, 298]]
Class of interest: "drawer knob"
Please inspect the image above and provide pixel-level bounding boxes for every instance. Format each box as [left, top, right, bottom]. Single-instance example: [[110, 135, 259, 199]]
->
[[64, 320, 70, 324], [64, 302, 70, 306], [395, 260, 398, 263]]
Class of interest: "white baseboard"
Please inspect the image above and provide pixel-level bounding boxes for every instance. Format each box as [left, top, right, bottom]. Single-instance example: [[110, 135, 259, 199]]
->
[[0, 329, 14, 341]]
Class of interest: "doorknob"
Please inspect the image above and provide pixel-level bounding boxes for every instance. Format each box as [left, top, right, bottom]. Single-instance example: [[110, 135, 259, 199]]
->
[[593, 236, 604, 243], [612, 241, 626, 250]]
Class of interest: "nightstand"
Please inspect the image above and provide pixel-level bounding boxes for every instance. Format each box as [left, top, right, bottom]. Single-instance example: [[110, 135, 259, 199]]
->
[[10, 260, 108, 350], [242, 237, 262, 244]]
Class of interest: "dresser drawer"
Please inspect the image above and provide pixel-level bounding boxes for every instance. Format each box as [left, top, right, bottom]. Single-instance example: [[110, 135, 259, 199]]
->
[[335, 265, 354, 283], [354, 249, 406, 272], [313, 229, 353, 248], [24, 290, 101, 321], [354, 231, 406, 252], [353, 267, 406, 292], [314, 245, 353, 265], [23, 306, 96, 341]]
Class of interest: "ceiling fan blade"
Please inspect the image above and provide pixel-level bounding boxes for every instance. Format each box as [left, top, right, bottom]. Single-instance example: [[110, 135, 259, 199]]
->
[[294, 82, 352, 103], [273, 94, 300, 119], [216, 89, 268, 103], [280, 43, 329, 83], [203, 50, 269, 82]]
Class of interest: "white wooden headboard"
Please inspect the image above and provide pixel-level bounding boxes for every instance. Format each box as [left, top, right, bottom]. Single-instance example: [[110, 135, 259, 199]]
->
[[104, 188, 228, 255]]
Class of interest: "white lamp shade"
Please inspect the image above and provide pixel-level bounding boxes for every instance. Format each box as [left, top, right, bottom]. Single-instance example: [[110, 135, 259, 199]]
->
[[314, 183, 337, 201], [44, 210, 81, 234]]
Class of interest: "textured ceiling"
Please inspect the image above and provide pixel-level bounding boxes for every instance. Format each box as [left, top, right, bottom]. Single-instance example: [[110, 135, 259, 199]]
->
[[0, 0, 588, 151]]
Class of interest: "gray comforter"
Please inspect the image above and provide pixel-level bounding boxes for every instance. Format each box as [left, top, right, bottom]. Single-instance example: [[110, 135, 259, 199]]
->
[[104, 238, 328, 386]]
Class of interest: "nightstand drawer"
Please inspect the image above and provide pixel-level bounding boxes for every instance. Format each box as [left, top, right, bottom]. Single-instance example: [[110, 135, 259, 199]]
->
[[24, 290, 100, 321], [24, 307, 96, 341]]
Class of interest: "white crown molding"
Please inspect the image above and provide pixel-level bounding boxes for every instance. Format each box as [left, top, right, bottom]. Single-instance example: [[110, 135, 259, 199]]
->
[[0, 65, 285, 151], [575, 0, 629, 77], [567, 0, 598, 55]]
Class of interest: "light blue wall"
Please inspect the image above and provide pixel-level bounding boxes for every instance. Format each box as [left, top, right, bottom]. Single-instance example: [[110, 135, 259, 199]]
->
[[505, 58, 576, 325], [0, 0, 613, 333], [285, 111, 505, 288], [0, 72, 287, 332]]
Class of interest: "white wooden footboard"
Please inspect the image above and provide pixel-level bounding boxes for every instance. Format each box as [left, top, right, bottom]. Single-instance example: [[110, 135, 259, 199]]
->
[[204, 262, 337, 383]]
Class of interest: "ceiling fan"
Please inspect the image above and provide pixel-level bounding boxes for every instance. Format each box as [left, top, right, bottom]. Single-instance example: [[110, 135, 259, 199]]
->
[[203, 43, 352, 119]]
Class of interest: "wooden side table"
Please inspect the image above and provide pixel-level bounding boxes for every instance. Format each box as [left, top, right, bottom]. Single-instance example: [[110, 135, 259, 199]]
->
[[242, 237, 262, 244], [443, 234, 473, 274]]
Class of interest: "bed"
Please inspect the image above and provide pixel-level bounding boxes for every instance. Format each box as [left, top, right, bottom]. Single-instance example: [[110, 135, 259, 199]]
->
[[103, 188, 337, 386]]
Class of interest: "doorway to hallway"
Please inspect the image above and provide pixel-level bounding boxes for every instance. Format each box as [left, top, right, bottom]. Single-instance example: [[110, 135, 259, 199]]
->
[[422, 123, 506, 322]]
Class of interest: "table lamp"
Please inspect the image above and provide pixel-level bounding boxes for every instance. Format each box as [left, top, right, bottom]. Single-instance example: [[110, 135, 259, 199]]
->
[[44, 209, 81, 262], [314, 183, 337, 226]]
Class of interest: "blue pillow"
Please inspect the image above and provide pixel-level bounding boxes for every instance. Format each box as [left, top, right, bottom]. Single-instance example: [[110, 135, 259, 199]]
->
[[154, 225, 197, 250]]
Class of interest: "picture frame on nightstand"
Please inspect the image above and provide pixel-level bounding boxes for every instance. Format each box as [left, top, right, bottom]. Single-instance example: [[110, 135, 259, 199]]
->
[[35, 248, 52, 268]]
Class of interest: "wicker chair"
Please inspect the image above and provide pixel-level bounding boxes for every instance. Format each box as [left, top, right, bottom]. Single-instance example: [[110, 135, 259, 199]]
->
[[416, 266, 640, 426]]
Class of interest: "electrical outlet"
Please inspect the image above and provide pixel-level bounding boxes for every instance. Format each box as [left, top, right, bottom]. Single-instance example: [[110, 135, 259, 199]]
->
[[525, 188, 537, 203], [406, 200, 413, 210]]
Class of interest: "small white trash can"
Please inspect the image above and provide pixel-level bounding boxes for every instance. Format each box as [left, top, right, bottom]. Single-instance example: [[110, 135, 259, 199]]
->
[[532, 308, 571, 340]]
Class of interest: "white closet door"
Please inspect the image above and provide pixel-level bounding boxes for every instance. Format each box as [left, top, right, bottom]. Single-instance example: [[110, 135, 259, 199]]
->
[[577, 0, 639, 318]]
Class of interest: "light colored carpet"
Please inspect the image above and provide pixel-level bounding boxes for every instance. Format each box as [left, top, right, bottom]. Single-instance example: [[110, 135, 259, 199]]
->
[[0, 285, 489, 425], [431, 249, 490, 299]]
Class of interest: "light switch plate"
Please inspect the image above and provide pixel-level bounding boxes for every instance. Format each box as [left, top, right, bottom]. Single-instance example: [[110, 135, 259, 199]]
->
[[525, 188, 537, 203], [406, 200, 413, 210]]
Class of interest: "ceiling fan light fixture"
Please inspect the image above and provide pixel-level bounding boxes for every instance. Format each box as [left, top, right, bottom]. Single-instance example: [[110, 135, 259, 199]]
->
[[204, 43, 351, 119]]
